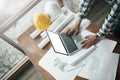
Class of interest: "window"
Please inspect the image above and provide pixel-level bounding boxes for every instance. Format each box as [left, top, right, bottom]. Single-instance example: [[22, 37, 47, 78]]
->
[[0, 0, 40, 79]]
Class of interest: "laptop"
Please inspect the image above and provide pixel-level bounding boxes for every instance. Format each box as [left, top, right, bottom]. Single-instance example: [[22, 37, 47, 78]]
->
[[46, 30, 82, 56]]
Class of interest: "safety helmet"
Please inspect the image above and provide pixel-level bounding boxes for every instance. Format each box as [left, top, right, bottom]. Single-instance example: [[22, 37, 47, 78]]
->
[[34, 13, 51, 31]]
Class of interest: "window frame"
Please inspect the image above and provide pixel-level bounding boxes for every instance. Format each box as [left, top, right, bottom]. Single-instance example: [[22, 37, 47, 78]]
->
[[0, 0, 41, 79], [0, 0, 40, 52]]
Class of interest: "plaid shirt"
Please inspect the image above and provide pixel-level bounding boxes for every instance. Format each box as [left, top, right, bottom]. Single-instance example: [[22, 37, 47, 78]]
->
[[78, 0, 120, 38]]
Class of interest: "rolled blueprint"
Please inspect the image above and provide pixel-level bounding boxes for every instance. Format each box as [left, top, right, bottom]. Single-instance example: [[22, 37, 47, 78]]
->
[[40, 31, 47, 39], [70, 45, 96, 66], [53, 13, 74, 32], [30, 29, 41, 39], [62, 6, 72, 15], [37, 37, 50, 49], [48, 14, 66, 31]]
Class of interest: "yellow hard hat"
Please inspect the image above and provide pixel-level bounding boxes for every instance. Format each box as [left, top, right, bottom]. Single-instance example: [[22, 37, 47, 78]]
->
[[34, 13, 51, 31]]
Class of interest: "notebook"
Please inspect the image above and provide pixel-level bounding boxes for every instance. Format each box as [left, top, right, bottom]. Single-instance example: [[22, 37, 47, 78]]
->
[[46, 30, 82, 55]]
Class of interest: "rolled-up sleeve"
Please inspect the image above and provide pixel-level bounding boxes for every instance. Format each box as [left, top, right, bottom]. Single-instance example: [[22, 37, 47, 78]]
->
[[77, 0, 95, 19], [97, 0, 120, 38]]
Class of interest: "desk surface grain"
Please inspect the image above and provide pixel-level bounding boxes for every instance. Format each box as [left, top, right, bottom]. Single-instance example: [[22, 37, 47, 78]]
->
[[18, 23, 120, 80]]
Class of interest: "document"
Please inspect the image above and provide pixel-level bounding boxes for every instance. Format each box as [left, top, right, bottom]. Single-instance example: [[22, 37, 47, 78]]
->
[[39, 47, 84, 80], [78, 39, 119, 80]]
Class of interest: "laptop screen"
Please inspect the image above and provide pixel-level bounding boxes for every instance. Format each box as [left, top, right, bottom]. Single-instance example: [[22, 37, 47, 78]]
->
[[47, 31, 67, 55]]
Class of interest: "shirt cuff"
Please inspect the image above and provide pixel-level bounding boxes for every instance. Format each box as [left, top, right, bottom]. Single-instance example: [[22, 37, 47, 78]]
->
[[76, 12, 86, 20], [96, 32, 105, 39]]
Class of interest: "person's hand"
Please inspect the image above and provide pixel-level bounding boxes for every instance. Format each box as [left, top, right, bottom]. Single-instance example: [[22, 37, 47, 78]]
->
[[81, 35, 100, 48], [66, 19, 81, 36], [66, 25, 80, 36]]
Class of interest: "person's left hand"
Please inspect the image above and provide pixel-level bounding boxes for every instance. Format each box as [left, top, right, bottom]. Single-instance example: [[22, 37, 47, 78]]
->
[[81, 35, 100, 48]]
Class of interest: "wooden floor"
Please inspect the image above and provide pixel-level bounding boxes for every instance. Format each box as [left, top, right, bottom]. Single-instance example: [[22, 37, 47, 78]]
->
[[87, 0, 111, 26], [18, 66, 44, 80]]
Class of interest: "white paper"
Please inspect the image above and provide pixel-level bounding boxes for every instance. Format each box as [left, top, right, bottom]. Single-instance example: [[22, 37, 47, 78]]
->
[[78, 39, 119, 80], [39, 48, 84, 80]]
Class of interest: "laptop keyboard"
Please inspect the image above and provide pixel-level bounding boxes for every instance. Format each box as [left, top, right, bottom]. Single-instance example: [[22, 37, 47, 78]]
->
[[60, 33, 78, 53]]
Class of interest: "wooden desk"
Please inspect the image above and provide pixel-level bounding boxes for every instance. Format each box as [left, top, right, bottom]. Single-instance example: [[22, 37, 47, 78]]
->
[[18, 23, 120, 80]]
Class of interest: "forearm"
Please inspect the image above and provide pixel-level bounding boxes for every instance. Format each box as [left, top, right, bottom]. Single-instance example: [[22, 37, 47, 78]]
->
[[75, 0, 95, 29], [75, 18, 82, 28]]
